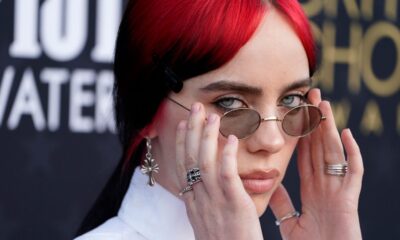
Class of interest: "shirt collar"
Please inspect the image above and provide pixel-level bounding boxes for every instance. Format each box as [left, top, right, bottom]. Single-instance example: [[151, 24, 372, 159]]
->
[[118, 167, 195, 240]]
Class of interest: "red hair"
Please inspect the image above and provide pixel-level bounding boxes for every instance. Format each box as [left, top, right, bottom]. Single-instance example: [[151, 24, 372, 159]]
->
[[77, 1, 316, 232], [275, 0, 316, 72], [118, 0, 316, 164]]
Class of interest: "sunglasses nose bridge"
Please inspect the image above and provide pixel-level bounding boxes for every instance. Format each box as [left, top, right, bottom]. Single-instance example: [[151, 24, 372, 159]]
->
[[256, 116, 284, 134], [261, 116, 282, 122]]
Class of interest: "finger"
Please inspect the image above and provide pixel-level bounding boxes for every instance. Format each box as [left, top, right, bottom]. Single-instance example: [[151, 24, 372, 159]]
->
[[297, 135, 313, 184], [198, 113, 220, 195], [269, 184, 298, 235], [185, 102, 206, 169], [310, 126, 324, 177], [219, 135, 246, 199], [319, 101, 345, 164], [341, 129, 364, 192], [176, 120, 195, 201], [306, 88, 324, 176], [176, 121, 187, 184], [307, 88, 322, 105], [185, 103, 211, 200]]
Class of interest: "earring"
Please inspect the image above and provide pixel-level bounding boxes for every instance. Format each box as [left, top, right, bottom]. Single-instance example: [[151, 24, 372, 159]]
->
[[140, 137, 159, 186]]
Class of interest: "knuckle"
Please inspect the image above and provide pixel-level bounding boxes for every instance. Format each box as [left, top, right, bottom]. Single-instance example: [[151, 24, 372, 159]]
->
[[187, 118, 196, 130], [220, 169, 235, 182], [176, 135, 184, 145], [202, 128, 213, 140], [176, 162, 186, 174], [199, 159, 211, 172], [185, 153, 197, 165], [325, 152, 341, 162]]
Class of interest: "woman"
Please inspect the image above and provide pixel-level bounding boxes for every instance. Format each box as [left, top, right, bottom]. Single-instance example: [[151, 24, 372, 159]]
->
[[76, 0, 363, 239]]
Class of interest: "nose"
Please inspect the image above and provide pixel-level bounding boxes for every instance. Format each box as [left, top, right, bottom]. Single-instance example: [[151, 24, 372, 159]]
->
[[246, 116, 285, 154]]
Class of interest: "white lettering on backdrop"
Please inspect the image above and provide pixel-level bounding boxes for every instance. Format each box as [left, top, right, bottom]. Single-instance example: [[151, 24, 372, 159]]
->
[[1, 0, 122, 133], [0, 67, 115, 133]]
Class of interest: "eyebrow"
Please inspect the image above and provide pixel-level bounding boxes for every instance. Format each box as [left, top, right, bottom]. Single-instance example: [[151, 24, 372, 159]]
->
[[200, 78, 312, 95], [281, 78, 312, 93], [200, 80, 263, 95]]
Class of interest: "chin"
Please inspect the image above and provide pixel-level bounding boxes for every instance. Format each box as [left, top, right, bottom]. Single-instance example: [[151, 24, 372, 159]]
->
[[249, 192, 272, 217]]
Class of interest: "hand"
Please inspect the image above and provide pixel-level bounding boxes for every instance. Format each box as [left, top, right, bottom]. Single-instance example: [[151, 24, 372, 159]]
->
[[175, 103, 264, 240], [269, 88, 364, 240]]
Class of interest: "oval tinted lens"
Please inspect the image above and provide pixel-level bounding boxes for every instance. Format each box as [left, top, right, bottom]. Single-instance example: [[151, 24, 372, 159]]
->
[[220, 109, 260, 139], [282, 105, 321, 136]]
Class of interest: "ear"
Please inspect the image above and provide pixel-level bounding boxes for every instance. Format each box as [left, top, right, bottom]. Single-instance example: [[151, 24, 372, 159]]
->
[[142, 98, 168, 139], [146, 124, 158, 139]]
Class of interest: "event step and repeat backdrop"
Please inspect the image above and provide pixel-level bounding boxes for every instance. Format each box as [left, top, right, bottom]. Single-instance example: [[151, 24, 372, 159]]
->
[[0, 0, 399, 239]]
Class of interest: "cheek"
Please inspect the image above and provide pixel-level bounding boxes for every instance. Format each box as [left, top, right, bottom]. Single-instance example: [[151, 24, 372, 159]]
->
[[278, 137, 299, 171], [284, 137, 299, 157], [155, 105, 188, 158]]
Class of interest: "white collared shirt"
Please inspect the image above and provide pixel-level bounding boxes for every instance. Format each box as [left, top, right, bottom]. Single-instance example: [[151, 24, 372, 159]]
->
[[75, 168, 195, 240]]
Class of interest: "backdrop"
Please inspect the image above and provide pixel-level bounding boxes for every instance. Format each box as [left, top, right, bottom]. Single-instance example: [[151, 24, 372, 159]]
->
[[0, 0, 399, 239]]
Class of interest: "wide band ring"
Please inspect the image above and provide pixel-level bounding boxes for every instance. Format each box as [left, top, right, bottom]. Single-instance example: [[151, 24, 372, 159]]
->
[[179, 167, 202, 196], [187, 167, 202, 185], [275, 210, 300, 226], [325, 163, 348, 177]]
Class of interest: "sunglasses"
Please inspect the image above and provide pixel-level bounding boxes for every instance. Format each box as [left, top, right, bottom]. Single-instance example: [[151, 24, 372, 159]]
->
[[168, 97, 326, 139]]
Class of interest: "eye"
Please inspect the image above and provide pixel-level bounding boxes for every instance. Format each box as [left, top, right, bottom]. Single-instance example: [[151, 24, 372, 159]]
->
[[280, 94, 306, 108], [214, 97, 247, 111]]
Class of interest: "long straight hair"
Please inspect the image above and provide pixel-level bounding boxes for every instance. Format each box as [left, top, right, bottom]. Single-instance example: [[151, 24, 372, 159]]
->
[[76, 0, 315, 235]]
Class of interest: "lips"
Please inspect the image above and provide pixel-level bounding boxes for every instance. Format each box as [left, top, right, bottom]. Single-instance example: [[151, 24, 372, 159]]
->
[[240, 169, 280, 194]]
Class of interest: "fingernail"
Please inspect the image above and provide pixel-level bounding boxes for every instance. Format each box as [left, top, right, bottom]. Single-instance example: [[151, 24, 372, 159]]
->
[[178, 121, 186, 130], [321, 100, 330, 108], [316, 88, 321, 96], [191, 103, 200, 114], [228, 135, 237, 144], [346, 128, 353, 138]]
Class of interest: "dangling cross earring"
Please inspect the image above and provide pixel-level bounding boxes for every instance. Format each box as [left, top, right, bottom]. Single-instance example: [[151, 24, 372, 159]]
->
[[140, 137, 159, 186]]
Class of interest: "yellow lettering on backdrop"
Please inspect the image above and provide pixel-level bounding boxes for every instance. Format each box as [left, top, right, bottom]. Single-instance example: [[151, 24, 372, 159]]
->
[[363, 22, 400, 97], [320, 21, 362, 93], [309, 22, 322, 86], [361, 0, 398, 21], [385, 0, 399, 21], [301, 0, 323, 17], [310, 21, 322, 43], [324, 0, 360, 18], [360, 100, 384, 135], [330, 99, 351, 130], [323, 0, 338, 17]]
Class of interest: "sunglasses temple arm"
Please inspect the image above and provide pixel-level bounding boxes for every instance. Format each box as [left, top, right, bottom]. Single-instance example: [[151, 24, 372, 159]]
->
[[167, 97, 191, 112]]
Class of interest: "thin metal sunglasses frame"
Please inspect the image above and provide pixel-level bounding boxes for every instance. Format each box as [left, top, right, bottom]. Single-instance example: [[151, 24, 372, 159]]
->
[[167, 97, 326, 139]]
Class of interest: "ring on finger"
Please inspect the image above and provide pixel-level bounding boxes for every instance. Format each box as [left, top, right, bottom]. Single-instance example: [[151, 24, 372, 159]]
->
[[179, 167, 202, 196], [179, 185, 193, 196], [325, 163, 348, 177], [275, 210, 300, 226], [187, 167, 202, 185]]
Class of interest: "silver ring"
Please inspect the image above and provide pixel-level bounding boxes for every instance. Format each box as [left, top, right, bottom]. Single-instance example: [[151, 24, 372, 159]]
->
[[187, 167, 202, 185], [275, 210, 300, 226], [179, 167, 202, 196], [179, 185, 193, 196], [325, 163, 348, 177]]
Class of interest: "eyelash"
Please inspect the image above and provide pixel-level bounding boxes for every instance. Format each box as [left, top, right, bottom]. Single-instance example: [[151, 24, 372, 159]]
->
[[278, 93, 307, 108], [212, 92, 308, 112], [212, 96, 247, 112]]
